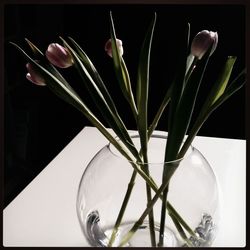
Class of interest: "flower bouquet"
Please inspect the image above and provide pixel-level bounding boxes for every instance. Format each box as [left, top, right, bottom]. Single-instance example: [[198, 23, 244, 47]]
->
[[11, 12, 245, 247]]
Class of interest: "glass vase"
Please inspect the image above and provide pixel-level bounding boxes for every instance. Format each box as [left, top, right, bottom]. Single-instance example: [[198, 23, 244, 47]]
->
[[76, 132, 221, 247]]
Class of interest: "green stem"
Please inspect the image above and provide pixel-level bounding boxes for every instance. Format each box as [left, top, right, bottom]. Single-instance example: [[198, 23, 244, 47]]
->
[[141, 154, 156, 247], [178, 119, 202, 160], [148, 57, 198, 139], [118, 163, 177, 247], [158, 184, 169, 247], [107, 167, 197, 247], [121, 58, 138, 120], [185, 58, 198, 83], [148, 85, 172, 137], [119, 183, 167, 247], [169, 212, 194, 247], [108, 170, 137, 247], [167, 202, 196, 238], [158, 158, 178, 247]]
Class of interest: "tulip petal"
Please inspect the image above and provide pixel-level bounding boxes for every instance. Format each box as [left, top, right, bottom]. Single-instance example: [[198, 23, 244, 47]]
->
[[191, 30, 218, 60], [46, 43, 73, 68]]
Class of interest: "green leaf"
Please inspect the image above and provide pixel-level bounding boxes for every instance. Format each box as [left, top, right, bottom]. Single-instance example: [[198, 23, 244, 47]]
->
[[109, 12, 138, 118], [109, 12, 128, 94], [148, 84, 172, 137], [167, 23, 190, 135], [220, 67, 246, 97], [211, 68, 246, 111], [134, 15, 157, 245], [25, 38, 44, 57], [202, 56, 237, 110], [136, 13, 157, 154], [212, 56, 237, 103]]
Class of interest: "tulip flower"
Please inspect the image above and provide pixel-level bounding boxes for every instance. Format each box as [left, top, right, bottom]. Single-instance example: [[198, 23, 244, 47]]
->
[[191, 30, 218, 60], [46, 43, 73, 68], [26, 63, 46, 86], [105, 38, 124, 58]]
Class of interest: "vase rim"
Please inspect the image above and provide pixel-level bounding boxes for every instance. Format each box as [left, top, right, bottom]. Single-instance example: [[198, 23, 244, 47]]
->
[[107, 131, 194, 165]]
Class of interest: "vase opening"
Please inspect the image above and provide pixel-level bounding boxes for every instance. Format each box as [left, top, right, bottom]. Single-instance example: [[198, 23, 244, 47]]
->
[[108, 132, 192, 165]]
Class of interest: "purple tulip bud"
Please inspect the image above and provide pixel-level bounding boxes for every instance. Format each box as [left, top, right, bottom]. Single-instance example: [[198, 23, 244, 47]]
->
[[104, 38, 124, 58], [191, 30, 218, 60], [26, 63, 46, 86], [46, 43, 73, 68]]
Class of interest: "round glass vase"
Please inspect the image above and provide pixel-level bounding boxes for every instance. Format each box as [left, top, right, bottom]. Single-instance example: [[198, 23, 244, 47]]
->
[[76, 132, 221, 247]]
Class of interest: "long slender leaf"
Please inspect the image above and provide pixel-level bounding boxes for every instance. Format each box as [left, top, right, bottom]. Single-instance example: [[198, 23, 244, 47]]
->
[[211, 56, 237, 104], [222, 68, 246, 96], [25, 38, 44, 56], [209, 69, 246, 113], [109, 12, 138, 118], [120, 58, 137, 117], [148, 84, 172, 137], [137, 13, 156, 154], [201, 56, 237, 111], [109, 12, 129, 95], [149, 51, 196, 139], [135, 14, 157, 246], [167, 23, 190, 135]]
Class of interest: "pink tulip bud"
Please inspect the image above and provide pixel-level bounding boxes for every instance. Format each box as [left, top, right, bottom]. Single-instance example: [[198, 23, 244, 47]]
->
[[191, 30, 218, 60], [104, 38, 124, 58], [46, 43, 73, 68], [26, 63, 46, 86]]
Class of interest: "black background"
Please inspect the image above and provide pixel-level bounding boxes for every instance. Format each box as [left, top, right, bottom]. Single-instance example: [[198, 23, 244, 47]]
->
[[4, 4, 245, 207]]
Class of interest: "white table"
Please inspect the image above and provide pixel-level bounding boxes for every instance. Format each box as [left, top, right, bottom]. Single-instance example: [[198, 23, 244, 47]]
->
[[3, 126, 246, 247]]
